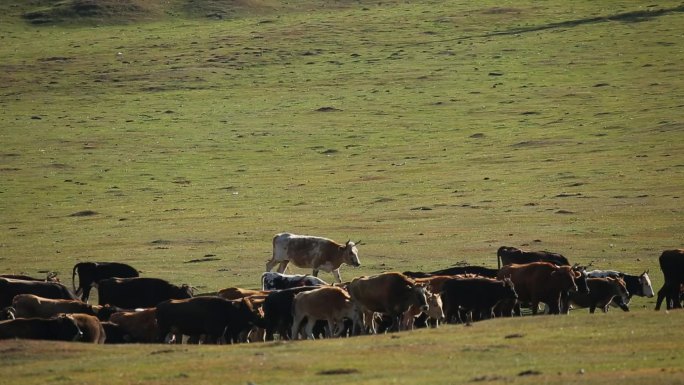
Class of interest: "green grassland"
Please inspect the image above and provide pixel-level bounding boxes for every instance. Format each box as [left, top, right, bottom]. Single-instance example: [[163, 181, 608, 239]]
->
[[0, 0, 683, 383]]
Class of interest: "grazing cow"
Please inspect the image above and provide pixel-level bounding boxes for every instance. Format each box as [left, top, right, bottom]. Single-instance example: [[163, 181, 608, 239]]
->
[[569, 277, 630, 313], [97, 277, 192, 308], [71, 314, 106, 344], [497, 246, 569, 269], [497, 262, 582, 315], [262, 286, 320, 340], [401, 291, 444, 329], [156, 296, 261, 344], [0, 314, 83, 341], [266, 233, 361, 283], [261, 272, 328, 291], [291, 286, 356, 339], [218, 287, 270, 301], [0, 278, 78, 308], [440, 277, 518, 323], [655, 249, 684, 310], [12, 294, 118, 321], [101, 321, 129, 344], [72, 262, 139, 303], [586, 269, 654, 308], [405, 266, 499, 279], [0, 272, 59, 282], [109, 308, 159, 343], [347, 272, 428, 334]]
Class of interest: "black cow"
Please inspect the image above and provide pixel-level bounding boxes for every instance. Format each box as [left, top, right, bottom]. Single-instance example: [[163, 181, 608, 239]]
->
[[101, 321, 130, 344], [0, 278, 78, 308], [97, 277, 192, 309], [497, 246, 569, 269], [0, 314, 83, 341], [261, 272, 328, 290], [72, 262, 139, 303], [156, 296, 261, 344], [655, 249, 684, 310], [404, 266, 499, 279], [440, 277, 517, 323], [262, 286, 320, 340]]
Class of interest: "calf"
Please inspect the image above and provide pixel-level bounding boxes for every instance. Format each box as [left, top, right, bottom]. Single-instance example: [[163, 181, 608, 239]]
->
[[266, 233, 361, 283], [586, 269, 654, 308], [401, 291, 444, 329], [261, 272, 328, 290], [97, 277, 193, 308], [569, 277, 630, 313], [291, 286, 355, 339], [0, 314, 83, 341], [440, 277, 517, 323]]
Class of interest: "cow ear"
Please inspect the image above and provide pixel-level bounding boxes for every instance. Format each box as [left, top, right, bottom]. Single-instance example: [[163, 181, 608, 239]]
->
[[574, 271, 582, 278]]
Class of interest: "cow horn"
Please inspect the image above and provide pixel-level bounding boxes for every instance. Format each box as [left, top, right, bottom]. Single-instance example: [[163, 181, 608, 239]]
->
[[355, 240, 362, 245]]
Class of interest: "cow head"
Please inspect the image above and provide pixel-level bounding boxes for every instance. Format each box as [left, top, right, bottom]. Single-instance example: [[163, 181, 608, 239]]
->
[[502, 277, 518, 300], [410, 285, 429, 313], [572, 265, 590, 294], [425, 291, 444, 320], [53, 314, 84, 341], [609, 277, 630, 305], [343, 240, 361, 267], [177, 284, 194, 299], [640, 270, 655, 298], [0, 306, 15, 320], [552, 267, 578, 293]]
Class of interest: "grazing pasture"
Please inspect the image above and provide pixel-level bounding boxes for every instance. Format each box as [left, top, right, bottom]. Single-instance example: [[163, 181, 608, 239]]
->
[[0, 0, 683, 383]]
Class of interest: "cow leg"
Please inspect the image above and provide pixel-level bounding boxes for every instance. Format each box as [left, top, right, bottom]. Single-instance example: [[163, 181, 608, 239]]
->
[[265, 258, 279, 272], [589, 305, 596, 314], [332, 269, 342, 283], [304, 319, 315, 340], [276, 260, 289, 274]]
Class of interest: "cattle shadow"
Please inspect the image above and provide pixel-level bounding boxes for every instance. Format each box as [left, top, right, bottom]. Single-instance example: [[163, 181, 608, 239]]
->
[[484, 5, 684, 38]]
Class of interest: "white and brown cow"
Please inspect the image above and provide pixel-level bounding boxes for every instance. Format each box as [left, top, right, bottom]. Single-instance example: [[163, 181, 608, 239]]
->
[[265, 233, 361, 283]]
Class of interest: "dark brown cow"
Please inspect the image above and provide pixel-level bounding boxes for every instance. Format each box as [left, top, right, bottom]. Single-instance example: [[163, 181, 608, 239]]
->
[[347, 272, 428, 333], [0, 314, 83, 341], [0, 278, 78, 308], [569, 277, 630, 313], [497, 262, 582, 315], [155, 296, 262, 344], [291, 286, 355, 339], [97, 277, 193, 308], [655, 249, 684, 310], [71, 313, 106, 344], [12, 294, 117, 321], [101, 321, 129, 344], [0, 272, 59, 282], [109, 308, 159, 343], [440, 277, 517, 323], [497, 246, 569, 269], [266, 233, 361, 283]]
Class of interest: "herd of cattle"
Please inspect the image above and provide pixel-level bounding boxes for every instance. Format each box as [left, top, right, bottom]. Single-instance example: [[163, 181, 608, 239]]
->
[[0, 232, 682, 344]]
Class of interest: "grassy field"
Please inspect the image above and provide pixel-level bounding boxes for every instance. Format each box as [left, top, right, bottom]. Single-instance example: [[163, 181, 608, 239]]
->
[[0, 0, 683, 382]]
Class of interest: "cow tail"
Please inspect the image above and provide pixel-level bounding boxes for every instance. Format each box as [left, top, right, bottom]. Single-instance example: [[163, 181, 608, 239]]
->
[[72, 263, 81, 292], [497, 252, 501, 270], [260, 273, 267, 291]]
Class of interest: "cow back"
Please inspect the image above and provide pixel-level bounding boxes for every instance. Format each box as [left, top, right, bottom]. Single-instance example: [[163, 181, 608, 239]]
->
[[98, 277, 192, 308], [0, 278, 78, 308], [348, 272, 417, 315]]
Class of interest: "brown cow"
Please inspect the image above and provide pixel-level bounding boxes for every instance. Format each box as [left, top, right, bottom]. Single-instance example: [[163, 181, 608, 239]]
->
[[348, 272, 428, 334], [266, 233, 361, 283], [218, 287, 270, 300], [0, 314, 83, 341], [569, 277, 630, 313], [291, 286, 355, 339], [12, 294, 116, 321], [497, 262, 582, 315], [71, 313, 106, 344], [109, 308, 159, 343]]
